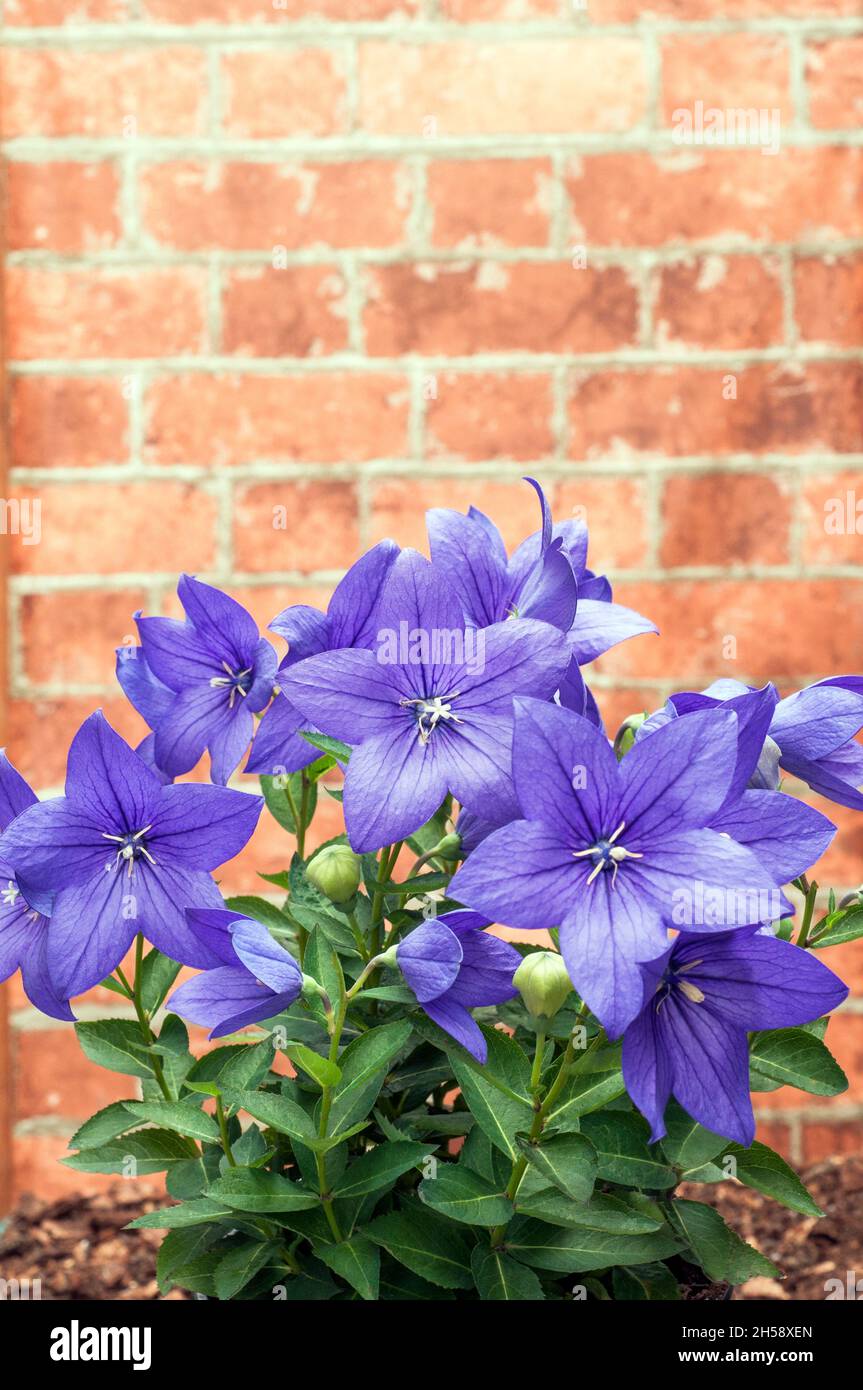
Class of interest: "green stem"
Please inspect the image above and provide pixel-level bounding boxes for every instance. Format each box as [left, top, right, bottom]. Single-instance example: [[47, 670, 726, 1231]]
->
[[216, 1095, 237, 1167], [316, 994, 349, 1242], [126, 934, 175, 1105], [797, 877, 818, 949], [529, 1030, 547, 1098], [297, 772, 311, 860]]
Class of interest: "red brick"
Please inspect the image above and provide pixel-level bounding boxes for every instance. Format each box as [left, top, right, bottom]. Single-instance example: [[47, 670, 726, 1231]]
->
[[795, 255, 863, 348], [222, 267, 349, 358], [590, 688, 661, 743], [592, 578, 863, 684], [661, 35, 792, 123], [369, 478, 553, 553], [20, 589, 147, 687], [567, 364, 863, 459], [6, 163, 120, 252], [364, 262, 637, 356], [813, 803, 863, 895], [12, 1134, 167, 1203], [567, 149, 863, 246], [442, 0, 558, 13], [7, 696, 147, 787], [802, 470, 863, 567], [357, 40, 647, 135], [801, 1121, 863, 1164], [427, 160, 552, 249], [823, 942, 863, 998], [144, 0, 414, 15], [220, 50, 348, 138], [14, 1027, 140, 1121], [752, 1120, 794, 1162], [233, 480, 359, 574], [425, 372, 554, 461], [5, 0, 129, 19], [221, 792, 346, 897], [146, 373, 409, 467], [141, 160, 410, 252], [7, 269, 207, 360], [9, 378, 129, 469], [660, 472, 793, 568], [10, 483, 217, 576], [654, 256, 784, 350], [592, 0, 862, 15], [555, 477, 649, 570], [807, 39, 863, 130], [0, 49, 206, 137], [230, 583, 333, 638]]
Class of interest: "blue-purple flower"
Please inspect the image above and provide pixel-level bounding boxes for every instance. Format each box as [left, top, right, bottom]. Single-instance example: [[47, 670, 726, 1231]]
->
[[169, 909, 303, 1038], [396, 910, 521, 1062], [0, 713, 263, 1001], [246, 540, 399, 778], [117, 575, 278, 785], [622, 928, 848, 1145], [279, 549, 570, 853], [450, 699, 824, 1040]]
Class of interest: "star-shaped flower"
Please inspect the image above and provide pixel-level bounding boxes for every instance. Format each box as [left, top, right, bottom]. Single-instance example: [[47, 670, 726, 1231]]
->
[[169, 910, 304, 1038]]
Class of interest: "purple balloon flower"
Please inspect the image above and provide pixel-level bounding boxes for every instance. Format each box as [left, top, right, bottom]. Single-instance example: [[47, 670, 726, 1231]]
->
[[396, 910, 521, 1062], [622, 928, 848, 1146], [0, 713, 263, 1002], [117, 575, 278, 785], [450, 698, 809, 1040], [0, 752, 73, 1021], [246, 540, 399, 778], [279, 549, 571, 853], [169, 910, 303, 1038]]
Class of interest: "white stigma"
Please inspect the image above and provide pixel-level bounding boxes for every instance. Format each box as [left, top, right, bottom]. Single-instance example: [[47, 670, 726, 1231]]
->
[[400, 694, 464, 745], [572, 820, 643, 888]]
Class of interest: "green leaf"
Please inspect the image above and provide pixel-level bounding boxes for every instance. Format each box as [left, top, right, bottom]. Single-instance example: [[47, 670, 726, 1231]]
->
[[316, 1236, 380, 1301], [671, 1199, 779, 1282], [228, 1089, 319, 1145], [660, 1102, 729, 1174], [543, 1061, 626, 1130], [365, 1203, 473, 1289], [301, 927, 346, 1012], [208, 1169, 320, 1213], [157, 1225, 223, 1293], [138, 947, 182, 1015], [185, 1039, 273, 1095], [223, 894, 292, 935], [506, 1217, 681, 1274], [214, 1240, 281, 1301], [719, 1141, 824, 1218], [284, 1043, 341, 1089], [613, 1262, 681, 1301], [419, 1165, 513, 1227], [259, 775, 317, 834], [749, 1027, 848, 1096], [515, 1188, 662, 1235], [331, 1141, 433, 1200], [122, 1100, 220, 1144], [128, 1198, 235, 1229], [471, 1246, 545, 1301], [579, 1113, 677, 1189], [62, 1130, 192, 1175], [69, 1102, 143, 1151], [75, 1019, 156, 1079], [327, 1020, 412, 1138], [515, 1131, 597, 1203], [449, 1028, 533, 1159], [811, 904, 863, 948], [300, 731, 352, 762]]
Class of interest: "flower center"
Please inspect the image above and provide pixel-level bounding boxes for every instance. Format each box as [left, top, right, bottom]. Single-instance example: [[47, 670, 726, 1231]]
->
[[399, 694, 463, 746], [655, 959, 706, 1012], [572, 820, 643, 888], [101, 825, 156, 877], [1, 880, 20, 908], [210, 661, 253, 709]]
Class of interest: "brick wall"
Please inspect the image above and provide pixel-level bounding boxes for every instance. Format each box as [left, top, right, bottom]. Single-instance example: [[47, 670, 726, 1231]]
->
[[1, 0, 862, 1204]]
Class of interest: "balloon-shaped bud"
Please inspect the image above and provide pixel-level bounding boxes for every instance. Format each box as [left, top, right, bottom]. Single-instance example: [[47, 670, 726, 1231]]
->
[[514, 951, 573, 1020], [307, 844, 361, 904]]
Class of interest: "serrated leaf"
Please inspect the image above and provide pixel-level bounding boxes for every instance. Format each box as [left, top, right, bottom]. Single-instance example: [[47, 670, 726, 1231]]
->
[[613, 1261, 681, 1301], [75, 1019, 155, 1079], [157, 1225, 223, 1293], [284, 1042, 341, 1089], [660, 1102, 729, 1174], [62, 1129, 192, 1175], [214, 1240, 281, 1301], [515, 1130, 597, 1203], [185, 1039, 273, 1095], [449, 1028, 533, 1159], [128, 1198, 235, 1229], [300, 731, 352, 762], [316, 1236, 380, 1301], [331, 1141, 433, 1200], [749, 1027, 848, 1096], [365, 1203, 473, 1289], [208, 1169, 320, 1213], [228, 1089, 319, 1145], [811, 905, 863, 949], [719, 1141, 824, 1218], [419, 1165, 513, 1227], [671, 1198, 779, 1282], [471, 1246, 545, 1301], [138, 947, 182, 1015], [506, 1217, 681, 1274], [327, 1020, 412, 1138], [69, 1101, 142, 1151], [515, 1188, 662, 1235], [122, 1100, 220, 1143], [580, 1112, 677, 1189], [543, 1064, 626, 1130], [223, 894, 293, 935]]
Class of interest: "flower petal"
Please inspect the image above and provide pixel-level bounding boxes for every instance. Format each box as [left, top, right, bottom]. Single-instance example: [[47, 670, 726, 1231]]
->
[[510, 698, 620, 843], [622, 1003, 674, 1143], [633, 829, 791, 931], [619, 707, 739, 838], [328, 539, 401, 649], [66, 711, 163, 834], [44, 870, 138, 999], [710, 790, 835, 884], [245, 694, 317, 776], [426, 507, 509, 628], [115, 646, 174, 730], [229, 919, 303, 998], [177, 574, 260, 669], [342, 724, 449, 853], [279, 648, 404, 743], [398, 921, 463, 1003], [664, 995, 755, 1147], [151, 783, 262, 871], [450, 820, 582, 932], [422, 993, 488, 1063], [672, 930, 849, 1030], [0, 751, 37, 828], [570, 598, 657, 666]]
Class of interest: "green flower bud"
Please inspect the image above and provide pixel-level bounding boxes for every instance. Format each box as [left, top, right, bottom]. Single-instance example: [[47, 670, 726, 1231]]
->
[[306, 844, 361, 904], [613, 712, 648, 761], [434, 832, 462, 861], [514, 951, 573, 1020]]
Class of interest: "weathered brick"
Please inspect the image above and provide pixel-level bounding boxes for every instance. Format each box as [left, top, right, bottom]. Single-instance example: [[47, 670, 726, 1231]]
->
[[6, 163, 120, 253], [807, 39, 863, 130], [364, 262, 638, 356], [441, 0, 559, 14], [20, 589, 147, 687], [567, 149, 863, 245], [232, 480, 360, 573], [661, 35, 792, 123], [801, 1121, 863, 1164], [654, 256, 784, 350], [9, 378, 129, 470], [555, 477, 649, 570], [427, 160, 552, 248], [0, 49, 207, 137], [567, 364, 863, 459], [7, 268, 207, 360], [660, 472, 793, 567], [7, 697, 146, 788], [146, 373, 409, 467], [801, 470, 863, 567], [751, 1120, 794, 1162], [592, 0, 863, 15], [425, 372, 554, 461], [141, 161, 411, 251], [14, 1028, 140, 1121], [357, 40, 648, 135], [220, 50, 348, 137], [592, 579, 863, 684], [813, 801, 863, 889], [5, 0, 130, 20], [794, 255, 863, 348], [222, 267, 350, 358], [9, 483, 218, 576], [144, 0, 415, 15], [369, 478, 552, 552], [12, 1133, 165, 1202]]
